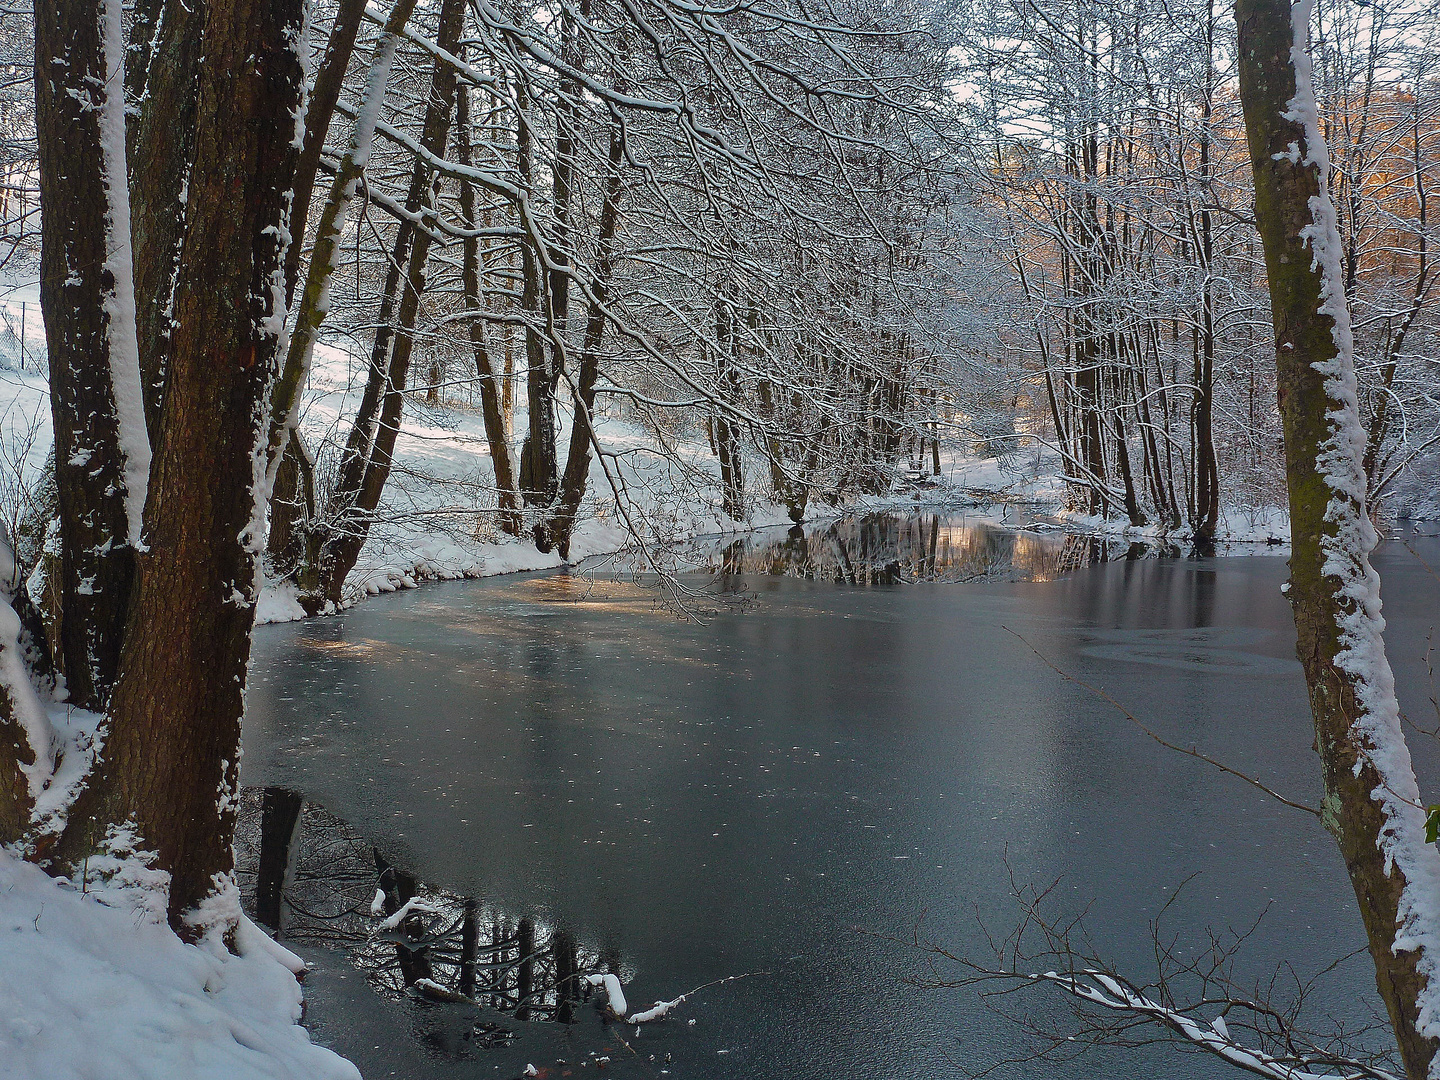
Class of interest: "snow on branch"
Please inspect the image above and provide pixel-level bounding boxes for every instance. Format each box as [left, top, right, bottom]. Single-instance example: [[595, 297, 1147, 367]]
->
[[898, 870, 1403, 1080]]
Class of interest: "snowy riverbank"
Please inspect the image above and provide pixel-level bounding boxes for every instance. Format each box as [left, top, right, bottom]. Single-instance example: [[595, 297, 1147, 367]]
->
[[0, 850, 359, 1080]]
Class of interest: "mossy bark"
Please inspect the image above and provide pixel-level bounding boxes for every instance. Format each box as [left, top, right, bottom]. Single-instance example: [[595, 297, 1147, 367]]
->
[[1237, 1, 1438, 1073]]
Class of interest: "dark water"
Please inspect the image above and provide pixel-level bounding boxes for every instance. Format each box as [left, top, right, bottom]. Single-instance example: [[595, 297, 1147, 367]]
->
[[242, 518, 1440, 1080]]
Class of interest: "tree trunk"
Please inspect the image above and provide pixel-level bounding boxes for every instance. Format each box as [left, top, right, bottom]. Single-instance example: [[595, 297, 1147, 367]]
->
[[713, 300, 745, 522], [0, 528, 40, 844], [51, 0, 305, 934], [1237, 1, 1440, 1074], [538, 119, 624, 556], [126, 0, 204, 441], [516, 84, 558, 506], [456, 76, 521, 535], [265, 0, 418, 597], [282, 0, 370, 308], [35, 0, 151, 712]]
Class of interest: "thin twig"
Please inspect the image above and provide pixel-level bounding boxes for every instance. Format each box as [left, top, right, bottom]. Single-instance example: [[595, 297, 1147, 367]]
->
[[1002, 627, 1320, 817]]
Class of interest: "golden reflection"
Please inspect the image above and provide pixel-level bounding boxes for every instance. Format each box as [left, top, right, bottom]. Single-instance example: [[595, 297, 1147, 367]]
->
[[515, 574, 669, 615], [297, 637, 406, 660], [703, 515, 1157, 585]]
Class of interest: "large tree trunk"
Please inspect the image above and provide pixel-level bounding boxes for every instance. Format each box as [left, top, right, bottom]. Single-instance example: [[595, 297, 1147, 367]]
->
[[1237, 0, 1440, 1074], [51, 0, 305, 934], [35, 0, 152, 712]]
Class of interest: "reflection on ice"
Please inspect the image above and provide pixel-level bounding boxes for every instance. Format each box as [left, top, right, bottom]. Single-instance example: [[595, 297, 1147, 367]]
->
[[693, 513, 1178, 585], [241, 527, 1438, 1080], [233, 788, 626, 1037]]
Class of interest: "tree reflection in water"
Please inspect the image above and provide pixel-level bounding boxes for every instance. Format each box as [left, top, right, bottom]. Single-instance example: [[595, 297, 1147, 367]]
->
[[233, 787, 618, 1036], [704, 514, 1178, 585]]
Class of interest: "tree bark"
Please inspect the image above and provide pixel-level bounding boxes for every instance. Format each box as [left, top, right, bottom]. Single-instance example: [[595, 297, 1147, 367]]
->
[[52, 0, 305, 933], [265, 0, 419, 594], [713, 300, 745, 522], [34, 0, 148, 712], [1237, 0, 1440, 1073], [0, 530, 39, 844], [282, 0, 370, 308], [126, 0, 205, 441], [516, 83, 558, 506], [1190, 0, 1221, 542], [537, 119, 624, 556]]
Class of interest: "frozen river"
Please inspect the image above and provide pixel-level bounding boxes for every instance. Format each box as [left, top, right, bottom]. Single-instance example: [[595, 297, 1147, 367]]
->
[[242, 517, 1440, 1079]]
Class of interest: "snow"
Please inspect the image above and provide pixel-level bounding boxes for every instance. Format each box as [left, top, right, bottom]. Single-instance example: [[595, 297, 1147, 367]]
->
[[0, 523, 104, 842], [1055, 505, 1291, 550], [374, 894, 442, 931], [0, 550, 56, 795], [586, 972, 628, 1017], [253, 341, 740, 621], [628, 994, 687, 1023], [97, 0, 153, 549], [254, 578, 309, 624], [26, 701, 103, 839], [1032, 967, 1397, 1080], [0, 849, 360, 1080], [1284, 0, 1440, 1060]]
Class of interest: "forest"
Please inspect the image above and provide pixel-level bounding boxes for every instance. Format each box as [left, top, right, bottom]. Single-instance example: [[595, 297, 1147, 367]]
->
[[1, 0, 1439, 1076]]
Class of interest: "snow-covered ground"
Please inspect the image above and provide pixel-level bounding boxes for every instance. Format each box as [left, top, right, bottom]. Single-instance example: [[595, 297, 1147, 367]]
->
[[250, 336, 803, 621], [0, 849, 359, 1080], [1056, 504, 1291, 545]]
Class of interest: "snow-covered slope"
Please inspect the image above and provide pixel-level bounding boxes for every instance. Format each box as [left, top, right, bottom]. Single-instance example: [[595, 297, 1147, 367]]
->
[[0, 850, 359, 1080]]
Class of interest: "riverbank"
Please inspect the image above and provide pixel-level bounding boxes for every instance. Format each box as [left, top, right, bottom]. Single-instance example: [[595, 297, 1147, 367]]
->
[[0, 849, 359, 1080]]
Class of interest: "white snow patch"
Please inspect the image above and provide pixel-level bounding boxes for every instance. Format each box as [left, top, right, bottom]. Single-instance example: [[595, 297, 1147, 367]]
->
[[586, 972, 628, 1016], [628, 994, 687, 1023], [0, 849, 359, 1080], [97, 0, 152, 548], [0, 582, 56, 796], [27, 702, 104, 838], [70, 821, 171, 924], [374, 894, 442, 931]]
